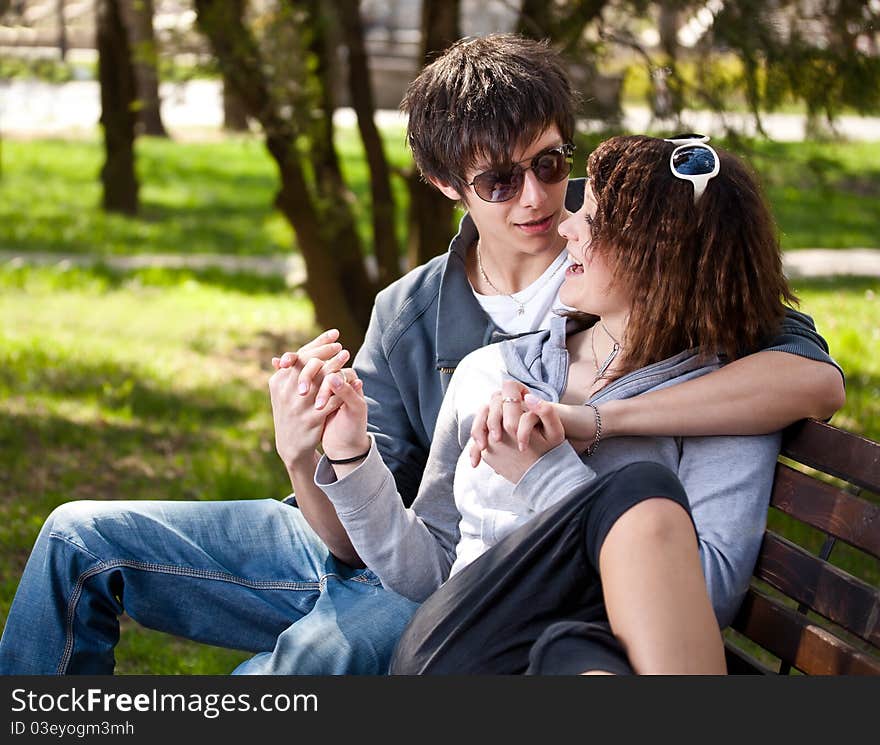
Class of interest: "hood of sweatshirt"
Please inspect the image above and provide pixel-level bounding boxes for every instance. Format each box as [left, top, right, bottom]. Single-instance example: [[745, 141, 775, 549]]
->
[[500, 314, 723, 404]]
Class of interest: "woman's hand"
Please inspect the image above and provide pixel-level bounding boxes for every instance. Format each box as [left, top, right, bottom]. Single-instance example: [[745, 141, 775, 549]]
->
[[320, 371, 371, 466], [469, 381, 565, 483], [470, 382, 598, 468]]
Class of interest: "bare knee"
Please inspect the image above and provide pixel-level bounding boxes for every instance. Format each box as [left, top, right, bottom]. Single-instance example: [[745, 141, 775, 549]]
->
[[603, 498, 696, 558]]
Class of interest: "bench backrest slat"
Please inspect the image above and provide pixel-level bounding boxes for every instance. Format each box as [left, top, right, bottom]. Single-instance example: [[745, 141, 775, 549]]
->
[[754, 531, 880, 646], [781, 419, 880, 494], [770, 463, 880, 559], [726, 419, 880, 675], [731, 589, 880, 675]]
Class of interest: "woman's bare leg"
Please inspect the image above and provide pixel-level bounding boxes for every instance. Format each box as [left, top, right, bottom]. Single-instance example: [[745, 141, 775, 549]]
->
[[598, 498, 727, 674]]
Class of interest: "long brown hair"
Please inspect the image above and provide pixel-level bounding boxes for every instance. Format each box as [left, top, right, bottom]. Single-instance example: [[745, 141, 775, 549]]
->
[[578, 135, 796, 375]]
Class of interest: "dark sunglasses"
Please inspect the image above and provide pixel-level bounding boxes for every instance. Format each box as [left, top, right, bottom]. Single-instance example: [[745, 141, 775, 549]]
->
[[467, 143, 576, 203], [664, 133, 719, 205]]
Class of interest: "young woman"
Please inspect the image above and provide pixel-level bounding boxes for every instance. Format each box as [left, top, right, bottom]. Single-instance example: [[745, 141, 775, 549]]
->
[[309, 135, 839, 674]]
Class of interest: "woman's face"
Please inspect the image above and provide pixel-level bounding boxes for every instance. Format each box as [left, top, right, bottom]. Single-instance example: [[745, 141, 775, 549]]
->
[[557, 184, 630, 317]]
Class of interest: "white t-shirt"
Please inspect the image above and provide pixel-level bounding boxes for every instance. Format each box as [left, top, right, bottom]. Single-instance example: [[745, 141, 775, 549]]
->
[[472, 250, 571, 334]]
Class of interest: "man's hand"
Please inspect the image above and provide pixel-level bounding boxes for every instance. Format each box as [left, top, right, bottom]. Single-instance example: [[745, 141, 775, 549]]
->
[[271, 328, 348, 395], [468, 382, 565, 484], [268, 331, 352, 470]]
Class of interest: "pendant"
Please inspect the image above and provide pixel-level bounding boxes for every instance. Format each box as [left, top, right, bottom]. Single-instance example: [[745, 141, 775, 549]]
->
[[517, 305, 525, 315], [594, 342, 620, 381]]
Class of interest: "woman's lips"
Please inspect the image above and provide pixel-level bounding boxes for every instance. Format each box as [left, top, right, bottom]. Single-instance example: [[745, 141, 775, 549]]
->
[[565, 262, 584, 276]]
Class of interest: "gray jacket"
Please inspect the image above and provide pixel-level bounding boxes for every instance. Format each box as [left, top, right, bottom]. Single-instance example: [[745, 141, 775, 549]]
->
[[320, 316, 809, 627], [351, 180, 839, 508]]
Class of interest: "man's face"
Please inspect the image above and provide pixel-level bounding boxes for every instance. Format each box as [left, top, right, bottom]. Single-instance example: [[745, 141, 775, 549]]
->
[[440, 126, 570, 258]]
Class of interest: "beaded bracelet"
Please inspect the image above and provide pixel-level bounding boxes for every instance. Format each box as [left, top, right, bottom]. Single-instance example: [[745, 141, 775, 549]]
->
[[583, 404, 602, 456]]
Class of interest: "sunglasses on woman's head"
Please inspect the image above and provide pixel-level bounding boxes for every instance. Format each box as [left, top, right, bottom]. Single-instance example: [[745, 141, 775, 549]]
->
[[664, 133, 719, 205], [467, 143, 576, 203]]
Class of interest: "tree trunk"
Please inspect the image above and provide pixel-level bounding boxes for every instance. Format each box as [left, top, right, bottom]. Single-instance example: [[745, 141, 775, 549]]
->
[[219, 0, 249, 131], [97, 0, 139, 214], [516, 0, 552, 39], [195, 0, 376, 348], [406, 0, 459, 268], [118, 0, 168, 137], [57, 0, 67, 61], [222, 75, 250, 131], [337, 0, 401, 287], [0, 1, 6, 178], [297, 0, 377, 329]]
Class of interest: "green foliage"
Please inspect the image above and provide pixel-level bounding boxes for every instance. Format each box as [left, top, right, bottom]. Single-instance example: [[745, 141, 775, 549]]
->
[[583, 1, 880, 126], [0, 54, 84, 83], [709, 0, 880, 122]]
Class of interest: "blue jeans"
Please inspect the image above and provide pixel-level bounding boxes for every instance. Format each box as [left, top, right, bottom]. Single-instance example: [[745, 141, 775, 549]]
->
[[0, 498, 419, 675]]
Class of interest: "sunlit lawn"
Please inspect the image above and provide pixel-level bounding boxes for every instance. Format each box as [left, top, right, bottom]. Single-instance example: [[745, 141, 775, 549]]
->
[[1, 132, 879, 257], [0, 128, 413, 258], [0, 264, 318, 673]]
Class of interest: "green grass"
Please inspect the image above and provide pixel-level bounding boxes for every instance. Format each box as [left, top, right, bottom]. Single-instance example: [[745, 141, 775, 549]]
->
[[0, 127, 413, 259], [0, 263, 319, 674], [2, 132, 879, 258], [735, 140, 880, 249]]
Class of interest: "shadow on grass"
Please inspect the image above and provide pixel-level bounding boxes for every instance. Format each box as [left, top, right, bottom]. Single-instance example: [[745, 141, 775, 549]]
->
[[0, 406, 290, 544], [0, 352, 250, 427], [0, 262, 292, 296], [789, 276, 880, 294]]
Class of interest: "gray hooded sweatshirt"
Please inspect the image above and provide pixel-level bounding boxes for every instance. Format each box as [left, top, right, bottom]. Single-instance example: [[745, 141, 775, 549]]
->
[[316, 315, 783, 627]]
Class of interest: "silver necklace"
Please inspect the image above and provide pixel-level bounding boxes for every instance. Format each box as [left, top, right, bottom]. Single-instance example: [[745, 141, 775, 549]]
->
[[475, 242, 565, 316], [590, 321, 623, 383]]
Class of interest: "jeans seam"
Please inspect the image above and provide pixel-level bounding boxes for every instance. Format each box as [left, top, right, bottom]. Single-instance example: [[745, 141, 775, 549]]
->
[[49, 531, 104, 563], [58, 559, 323, 674]]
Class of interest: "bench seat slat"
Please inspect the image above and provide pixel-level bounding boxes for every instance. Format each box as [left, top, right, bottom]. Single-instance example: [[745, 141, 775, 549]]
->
[[723, 643, 773, 675], [781, 419, 880, 494], [770, 464, 880, 559], [754, 532, 880, 646], [730, 589, 880, 675]]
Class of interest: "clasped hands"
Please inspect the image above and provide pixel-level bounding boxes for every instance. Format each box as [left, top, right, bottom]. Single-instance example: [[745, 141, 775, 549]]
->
[[469, 380, 597, 484], [268, 330, 598, 483], [268, 329, 369, 470]]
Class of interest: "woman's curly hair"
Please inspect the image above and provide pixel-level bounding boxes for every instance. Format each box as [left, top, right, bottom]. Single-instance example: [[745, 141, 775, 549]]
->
[[579, 135, 797, 374]]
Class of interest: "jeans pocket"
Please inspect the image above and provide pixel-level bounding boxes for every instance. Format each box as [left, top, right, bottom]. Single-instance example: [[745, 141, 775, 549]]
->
[[354, 568, 382, 585]]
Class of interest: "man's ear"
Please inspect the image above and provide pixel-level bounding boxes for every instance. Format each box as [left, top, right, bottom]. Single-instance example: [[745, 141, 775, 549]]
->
[[427, 176, 465, 202]]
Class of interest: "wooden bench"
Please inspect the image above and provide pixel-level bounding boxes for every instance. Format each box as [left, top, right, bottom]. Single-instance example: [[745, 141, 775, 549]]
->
[[724, 418, 880, 675]]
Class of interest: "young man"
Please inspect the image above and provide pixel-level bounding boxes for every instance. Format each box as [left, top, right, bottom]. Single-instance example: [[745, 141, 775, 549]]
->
[[0, 35, 842, 676]]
